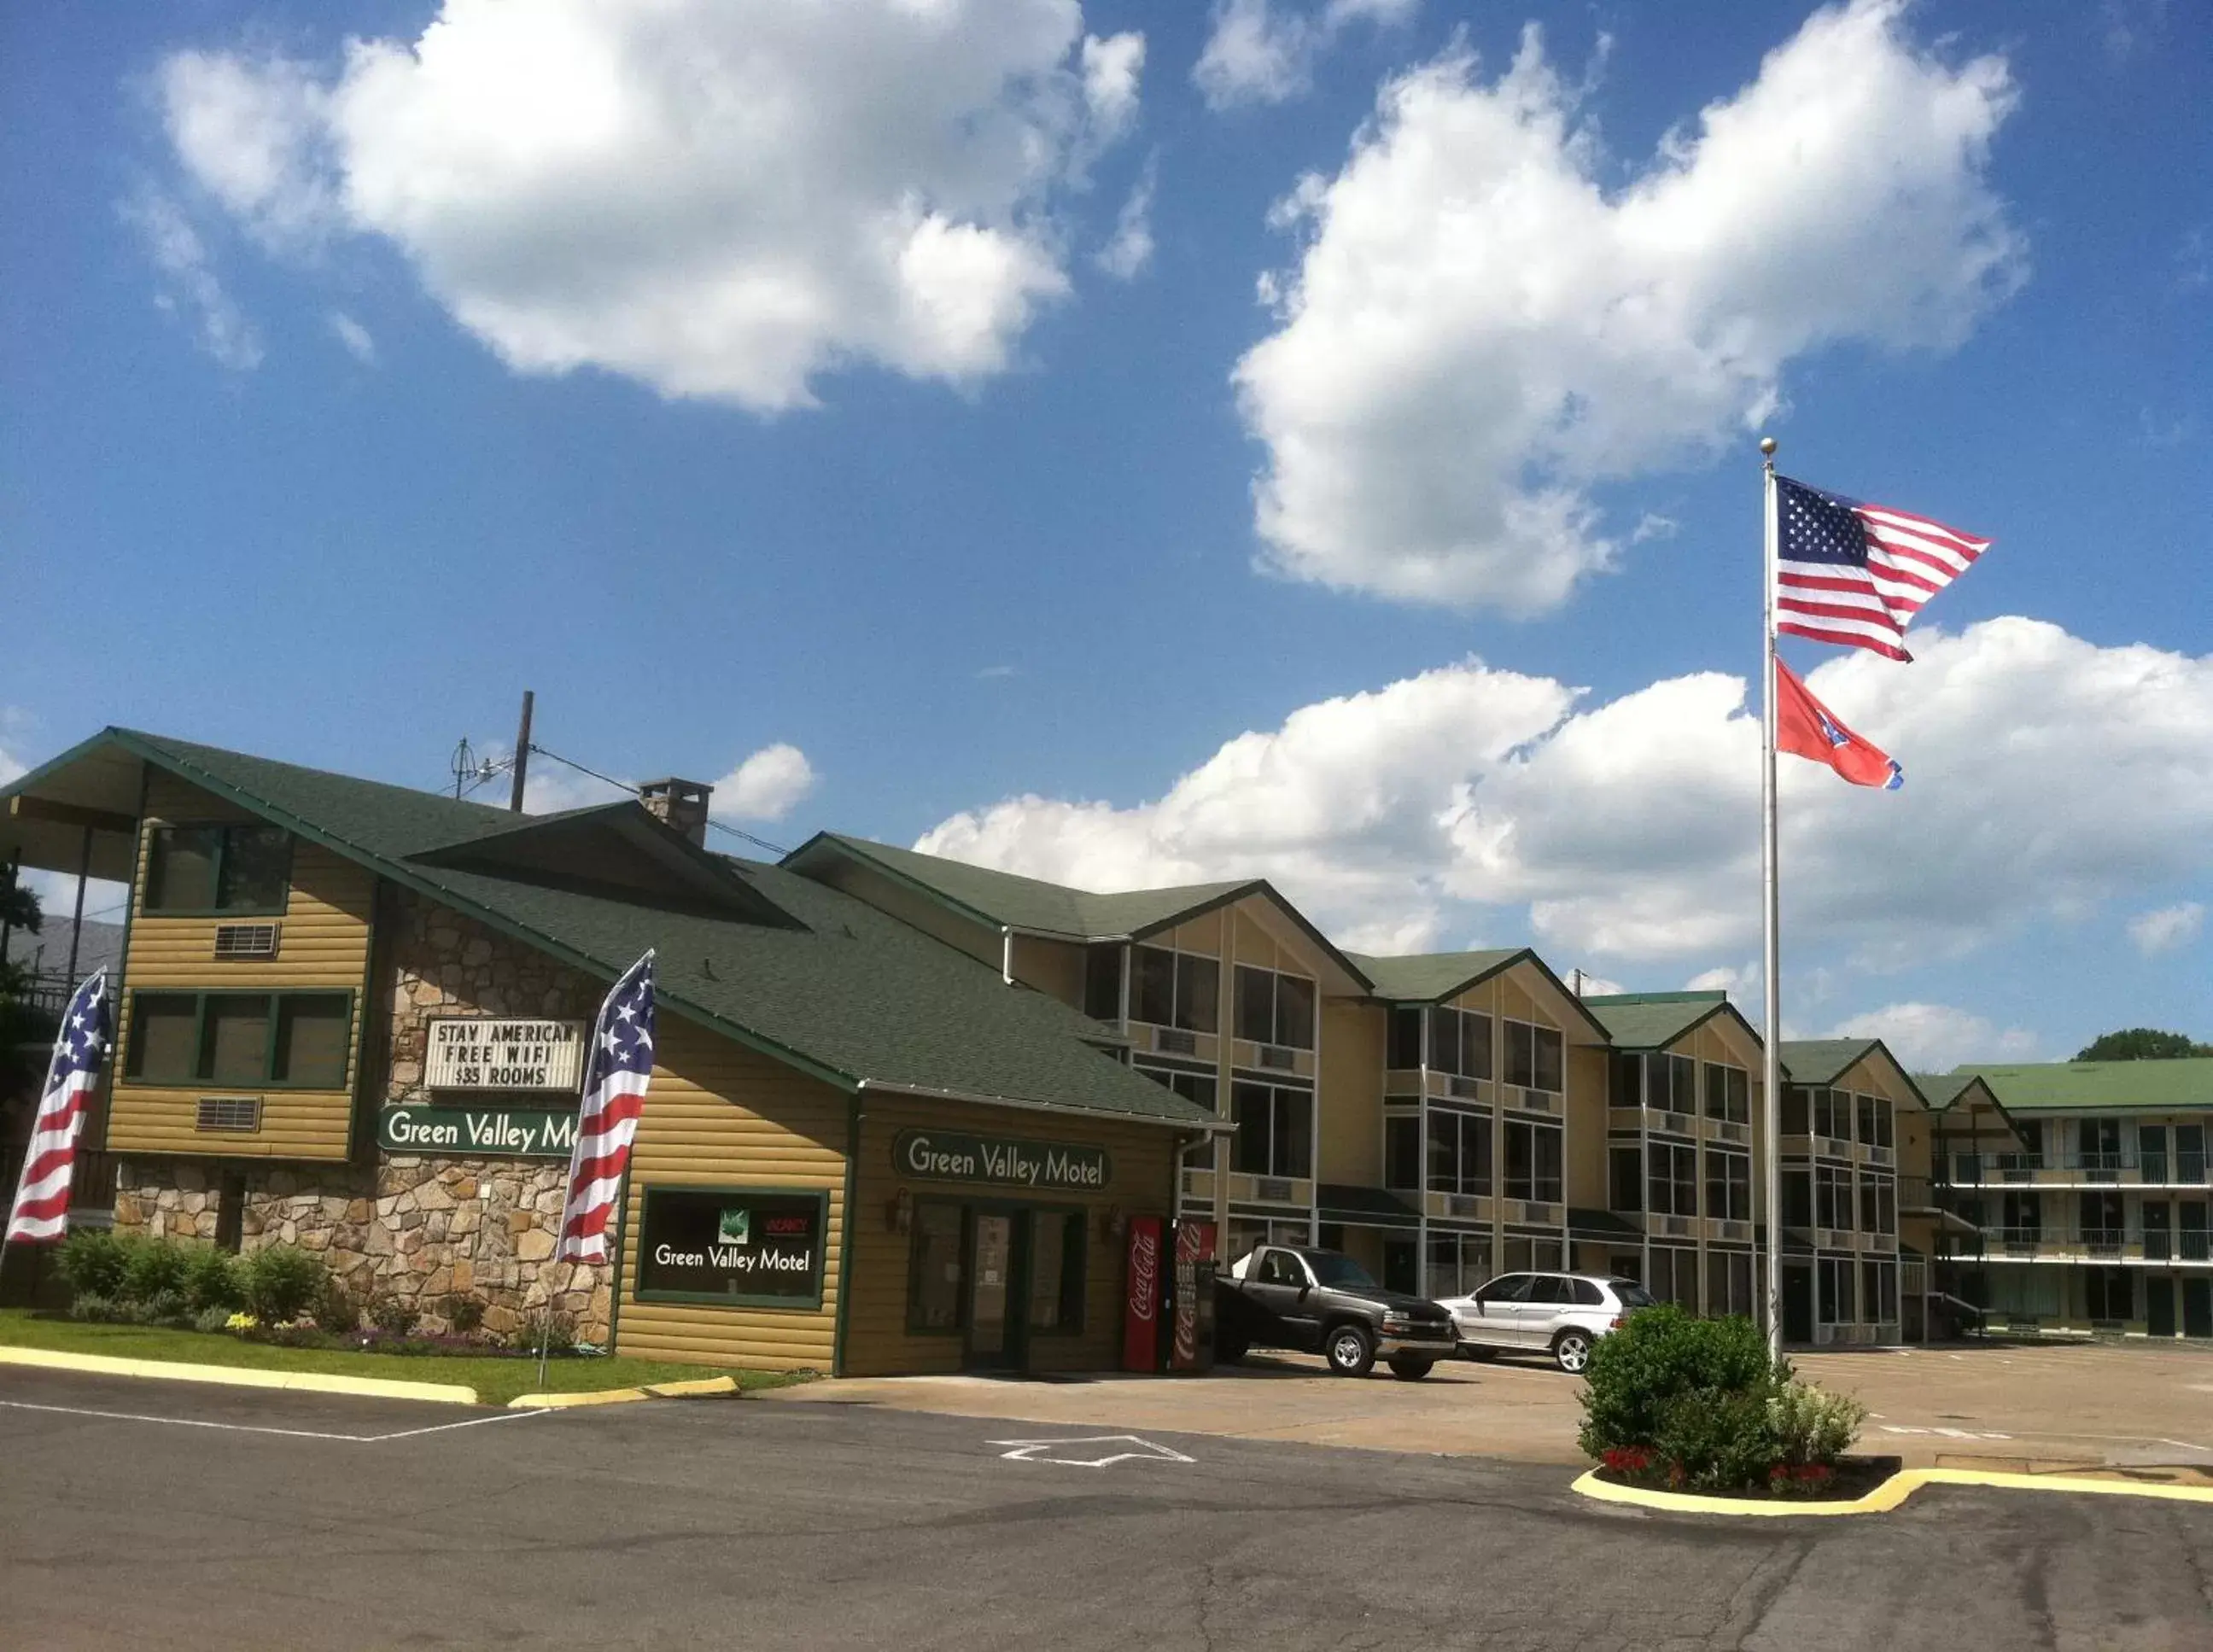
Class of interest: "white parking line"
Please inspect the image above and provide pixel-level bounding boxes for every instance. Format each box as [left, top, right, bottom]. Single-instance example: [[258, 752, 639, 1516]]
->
[[0, 1398, 547, 1444]]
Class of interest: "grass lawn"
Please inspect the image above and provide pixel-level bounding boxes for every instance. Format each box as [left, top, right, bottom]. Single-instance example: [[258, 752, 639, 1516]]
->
[[0, 1310, 809, 1406]]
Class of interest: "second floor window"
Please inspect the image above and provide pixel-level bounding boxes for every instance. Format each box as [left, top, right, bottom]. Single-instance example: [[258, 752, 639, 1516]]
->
[[1427, 1107, 1491, 1196], [145, 823, 292, 914], [1130, 945, 1218, 1033], [1707, 1149, 1753, 1221], [1815, 1165, 1852, 1229], [1502, 1019, 1563, 1093], [1234, 966, 1315, 1050], [1647, 1141, 1697, 1216], [1426, 1007, 1492, 1080], [1703, 1063, 1749, 1124], [1644, 1053, 1696, 1112], [126, 990, 353, 1089], [1230, 1081, 1311, 1179], [1504, 1118, 1562, 1203]]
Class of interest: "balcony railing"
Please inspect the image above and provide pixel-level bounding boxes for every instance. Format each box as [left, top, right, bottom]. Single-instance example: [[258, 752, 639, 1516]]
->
[[1943, 1153, 2213, 1188]]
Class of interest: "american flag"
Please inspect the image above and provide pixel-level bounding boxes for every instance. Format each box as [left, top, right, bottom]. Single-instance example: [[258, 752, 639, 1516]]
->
[[555, 950, 655, 1264], [5, 970, 109, 1245], [1773, 475, 1990, 661]]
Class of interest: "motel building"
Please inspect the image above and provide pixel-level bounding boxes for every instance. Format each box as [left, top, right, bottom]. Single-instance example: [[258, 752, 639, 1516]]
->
[[9, 726, 2201, 1368]]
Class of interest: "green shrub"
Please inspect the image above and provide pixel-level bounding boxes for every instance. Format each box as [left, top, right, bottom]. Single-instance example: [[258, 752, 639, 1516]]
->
[[1651, 1389, 1778, 1493], [184, 1246, 246, 1314], [123, 1237, 194, 1305], [1769, 1378, 1867, 1467], [447, 1294, 486, 1335], [367, 1293, 419, 1337], [55, 1230, 130, 1299], [192, 1305, 235, 1335], [130, 1289, 194, 1328], [67, 1293, 123, 1323], [244, 1244, 327, 1322], [1577, 1306, 1778, 1460], [519, 1308, 577, 1355], [312, 1274, 358, 1334]]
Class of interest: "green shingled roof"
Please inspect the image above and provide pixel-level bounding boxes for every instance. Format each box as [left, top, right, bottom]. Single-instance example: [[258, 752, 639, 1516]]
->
[[1346, 949, 1524, 1003], [1954, 1058, 2213, 1114], [1780, 1038, 1930, 1106], [5, 731, 1221, 1130], [1579, 990, 1745, 1051]]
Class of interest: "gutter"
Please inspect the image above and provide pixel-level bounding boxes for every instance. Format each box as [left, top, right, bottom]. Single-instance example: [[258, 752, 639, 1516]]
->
[[855, 1077, 1233, 1135]]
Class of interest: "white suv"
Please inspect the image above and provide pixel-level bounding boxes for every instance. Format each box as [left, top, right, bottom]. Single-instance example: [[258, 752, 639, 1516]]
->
[[1437, 1272, 1655, 1373]]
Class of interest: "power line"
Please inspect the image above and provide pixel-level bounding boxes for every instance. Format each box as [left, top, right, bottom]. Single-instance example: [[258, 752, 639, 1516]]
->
[[528, 743, 790, 858]]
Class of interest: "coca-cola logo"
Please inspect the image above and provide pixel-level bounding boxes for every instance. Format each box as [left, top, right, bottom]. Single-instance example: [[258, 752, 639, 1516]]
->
[[1129, 1228, 1159, 1322]]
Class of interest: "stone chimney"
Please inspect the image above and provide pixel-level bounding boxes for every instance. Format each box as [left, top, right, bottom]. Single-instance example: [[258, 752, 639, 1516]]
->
[[638, 778, 713, 848]]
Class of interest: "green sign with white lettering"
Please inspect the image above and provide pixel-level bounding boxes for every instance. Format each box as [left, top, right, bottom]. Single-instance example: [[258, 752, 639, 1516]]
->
[[378, 1105, 579, 1159], [892, 1128, 1112, 1192]]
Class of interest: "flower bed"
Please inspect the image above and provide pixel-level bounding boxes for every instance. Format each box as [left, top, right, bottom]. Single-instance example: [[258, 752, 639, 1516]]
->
[[1576, 1305, 1883, 1502]]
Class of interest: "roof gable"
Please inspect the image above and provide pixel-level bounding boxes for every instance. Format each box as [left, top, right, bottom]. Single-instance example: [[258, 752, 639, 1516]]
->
[[1781, 1038, 1929, 1107], [1581, 990, 1759, 1054], [1349, 947, 1611, 1042], [1956, 1057, 2213, 1113]]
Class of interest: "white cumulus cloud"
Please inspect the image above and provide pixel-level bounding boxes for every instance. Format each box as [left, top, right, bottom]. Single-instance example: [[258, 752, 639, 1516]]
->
[[919, 619, 2213, 978], [2128, 902, 2204, 956], [1233, 0, 2024, 611], [1095, 154, 1157, 279], [1823, 1001, 2036, 1072], [1194, 0, 1418, 110], [718, 744, 817, 823], [156, 2, 1145, 411]]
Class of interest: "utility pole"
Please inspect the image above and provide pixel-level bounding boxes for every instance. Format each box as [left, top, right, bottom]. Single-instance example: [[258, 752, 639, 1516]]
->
[[508, 691, 535, 813]]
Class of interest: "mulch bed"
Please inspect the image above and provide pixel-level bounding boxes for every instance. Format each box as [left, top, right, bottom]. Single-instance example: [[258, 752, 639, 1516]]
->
[[1593, 1454, 1903, 1503]]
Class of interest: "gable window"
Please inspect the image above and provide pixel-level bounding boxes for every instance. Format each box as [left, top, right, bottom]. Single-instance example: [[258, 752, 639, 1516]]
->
[[1130, 945, 1219, 1033], [1387, 1007, 1424, 1069], [126, 990, 353, 1089], [1426, 1007, 1493, 1080], [1230, 1081, 1311, 1178], [1233, 966, 1315, 1050], [1502, 1019, 1563, 1093], [1644, 1052, 1696, 1112], [1702, 1063, 1749, 1124], [1782, 1086, 1811, 1135], [144, 824, 292, 915]]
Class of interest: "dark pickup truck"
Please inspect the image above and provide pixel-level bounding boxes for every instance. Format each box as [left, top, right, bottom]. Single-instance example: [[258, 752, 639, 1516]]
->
[[1215, 1245, 1458, 1379]]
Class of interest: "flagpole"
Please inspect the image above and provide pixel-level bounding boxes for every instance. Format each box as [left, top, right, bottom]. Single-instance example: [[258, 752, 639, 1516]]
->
[[1759, 435, 1784, 1361]]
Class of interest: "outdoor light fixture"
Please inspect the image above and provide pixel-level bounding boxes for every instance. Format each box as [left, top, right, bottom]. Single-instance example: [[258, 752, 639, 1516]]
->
[[1102, 1203, 1125, 1240], [886, 1187, 913, 1234]]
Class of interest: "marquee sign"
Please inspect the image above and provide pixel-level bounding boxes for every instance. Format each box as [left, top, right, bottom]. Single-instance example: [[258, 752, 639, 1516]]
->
[[424, 1017, 585, 1093], [893, 1129, 1112, 1193], [378, 1105, 578, 1159]]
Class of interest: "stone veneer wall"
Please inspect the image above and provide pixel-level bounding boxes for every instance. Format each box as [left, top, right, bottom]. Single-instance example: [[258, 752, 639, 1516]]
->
[[112, 887, 616, 1340]]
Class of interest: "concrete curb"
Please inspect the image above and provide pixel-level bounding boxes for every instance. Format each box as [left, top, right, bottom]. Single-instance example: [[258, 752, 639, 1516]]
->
[[0, 1345, 480, 1405], [507, 1375, 739, 1410], [1572, 1464, 2213, 1518]]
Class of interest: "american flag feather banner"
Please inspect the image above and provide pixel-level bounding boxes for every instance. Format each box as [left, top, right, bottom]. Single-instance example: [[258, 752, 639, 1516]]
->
[[5, 970, 109, 1245], [555, 950, 655, 1265], [1772, 475, 1990, 660]]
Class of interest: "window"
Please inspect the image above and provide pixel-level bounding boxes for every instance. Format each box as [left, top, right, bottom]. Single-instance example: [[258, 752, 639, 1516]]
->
[[1426, 1233, 1489, 1299], [1859, 1174, 1879, 1234], [2001, 1190, 2042, 1240], [1609, 1144, 1643, 1212], [1234, 965, 1315, 1050], [1782, 1086, 1811, 1135], [1707, 1250, 1755, 1317], [1612, 1052, 1644, 1109], [1231, 1082, 1311, 1178], [907, 1202, 966, 1332], [1819, 1256, 1856, 1324], [1256, 1249, 1309, 1287], [1384, 1115, 1420, 1189], [1862, 1258, 1898, 1327], [1504, 1118, 1563, 1203], [1706, 1150, 1752, 1221], [1426, 1007, 1492, 1080], [1387, 1007, 1423, 1070], [124, 990, 353, 1089], [1138, 1065, 1216, 1113], [1702, 1063, 1749, 1124], [1871, 1097, 1894, 1149], [1644, 1053, 1696, 1113], [1813, 1089, 1852, 1142], [144, 823, 291, 914], [1025, 1211, 1083, 1334], [1784, 1170, 1813, 1229], [1570, 1277, 1605, 1307], [1083, 945, 1122, 1021], [1648, 1141, 1699, 1217], [1859, 1172, 1898, 1237], [1503, 1020, 1563, 1092], [1427, 1108, 1491, 1196], [1477, 1274, 1533, 1305], [1130, 945, 1218, 1033], [1523, 1275, 1566, 1305], [1815, 1165, 1852, 1230]]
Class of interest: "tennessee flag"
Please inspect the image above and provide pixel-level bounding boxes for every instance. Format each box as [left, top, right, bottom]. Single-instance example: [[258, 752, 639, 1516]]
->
[[1775, 659, 1901, 790]]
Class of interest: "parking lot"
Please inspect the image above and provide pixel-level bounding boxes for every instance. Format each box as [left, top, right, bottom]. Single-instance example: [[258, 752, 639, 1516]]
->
[[772, 1340, 2213, 1473], [4, 1363, 2210, 1650]]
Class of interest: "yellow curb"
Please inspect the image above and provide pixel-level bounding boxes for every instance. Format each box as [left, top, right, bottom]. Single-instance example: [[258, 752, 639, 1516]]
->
[[0, 1345, 479, 1405], [644, 1376, 739, 1399], [1572, 1465, 2213, 1518], [506, 1386, 653, 1410]]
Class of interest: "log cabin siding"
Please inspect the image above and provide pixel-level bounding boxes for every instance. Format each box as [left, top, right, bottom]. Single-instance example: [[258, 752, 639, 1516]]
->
[[611, 1015, 850, 1372], [841, 1095, 1182, 1377], [107, 771, 377, 1161]]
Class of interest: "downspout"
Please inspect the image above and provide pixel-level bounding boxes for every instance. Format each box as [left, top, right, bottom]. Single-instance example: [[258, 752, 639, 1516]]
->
[[1001, 926, 1013, 987]]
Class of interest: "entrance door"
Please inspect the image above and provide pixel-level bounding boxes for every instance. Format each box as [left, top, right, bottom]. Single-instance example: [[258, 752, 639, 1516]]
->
[[1783, 1264, 1814, 1344], [2184, 1278, 2213, 1340], [2146, 1277, 2176, 1338], [1381, 1238, 1417, 1297], [966, 1213, 1019, 1369]]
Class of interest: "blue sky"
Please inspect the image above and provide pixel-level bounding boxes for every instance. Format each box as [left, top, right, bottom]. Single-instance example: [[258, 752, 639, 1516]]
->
[[3, 0, 2207, 1067]]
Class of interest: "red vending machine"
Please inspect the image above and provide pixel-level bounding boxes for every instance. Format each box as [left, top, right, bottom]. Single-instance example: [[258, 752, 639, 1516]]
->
[[1169, 1218, 1217, 1373], [1121, 1216, 1164, 1372]]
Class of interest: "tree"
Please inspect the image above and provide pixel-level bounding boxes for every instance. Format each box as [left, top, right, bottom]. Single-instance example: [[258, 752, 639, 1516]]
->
[[2074, 1028, 2213, 1062]]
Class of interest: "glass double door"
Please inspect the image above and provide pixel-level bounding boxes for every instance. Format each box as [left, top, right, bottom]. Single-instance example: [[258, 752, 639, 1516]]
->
[[961, 1208, 1072, 1371]]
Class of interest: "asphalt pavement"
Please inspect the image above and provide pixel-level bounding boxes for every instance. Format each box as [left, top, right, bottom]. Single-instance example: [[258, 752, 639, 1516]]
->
[[3, 1366, 2210, 1650]]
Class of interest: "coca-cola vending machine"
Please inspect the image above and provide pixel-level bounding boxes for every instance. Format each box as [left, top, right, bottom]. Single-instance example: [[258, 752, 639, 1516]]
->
[[1121, 1216, 1164, 1372], [1169, 1218, 1217, 1373]]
